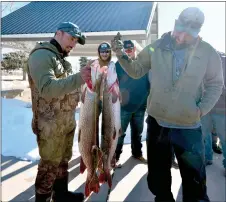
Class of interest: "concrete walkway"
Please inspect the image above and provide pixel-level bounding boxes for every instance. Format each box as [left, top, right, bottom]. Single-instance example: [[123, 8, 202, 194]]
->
[[1, 143, 226, 202]]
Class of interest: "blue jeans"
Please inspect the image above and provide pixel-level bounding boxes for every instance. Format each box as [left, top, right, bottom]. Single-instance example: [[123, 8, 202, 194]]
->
[[201, 113, 226, 168], [115, 108, 146, 159], [146, 116, 209, 202]]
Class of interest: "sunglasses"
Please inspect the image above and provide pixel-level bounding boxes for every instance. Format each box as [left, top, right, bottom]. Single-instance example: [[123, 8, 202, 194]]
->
[[100, 50, 110, 54]]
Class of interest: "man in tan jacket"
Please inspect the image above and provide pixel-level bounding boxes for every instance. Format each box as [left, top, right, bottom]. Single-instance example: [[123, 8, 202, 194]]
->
[[111, 7, 224, 202]]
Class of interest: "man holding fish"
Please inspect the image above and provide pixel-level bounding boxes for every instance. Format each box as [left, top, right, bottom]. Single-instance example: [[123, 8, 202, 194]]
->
[[28, 22, 91, 202], [78, 42, 121, 197]]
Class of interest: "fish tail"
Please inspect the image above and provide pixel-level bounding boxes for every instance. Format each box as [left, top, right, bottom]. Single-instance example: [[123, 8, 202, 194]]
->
[[98, 170, 105, 184], [98, 169, 112, 188], [85, 173, 100, 197]]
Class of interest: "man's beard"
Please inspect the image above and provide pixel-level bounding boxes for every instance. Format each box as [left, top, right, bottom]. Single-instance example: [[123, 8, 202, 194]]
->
[[63, 50, 69, 57], [171, 37, 189, 50]]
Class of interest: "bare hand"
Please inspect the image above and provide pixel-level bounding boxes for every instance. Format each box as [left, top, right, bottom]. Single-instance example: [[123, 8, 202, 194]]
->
[[80, 64, 91, 82]]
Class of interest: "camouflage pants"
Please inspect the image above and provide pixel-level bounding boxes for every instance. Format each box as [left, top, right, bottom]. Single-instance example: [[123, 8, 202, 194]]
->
[[35, 117, 76, 195]]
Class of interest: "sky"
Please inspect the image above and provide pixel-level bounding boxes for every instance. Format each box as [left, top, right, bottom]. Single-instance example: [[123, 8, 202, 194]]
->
[[1, 1, 225, 53]]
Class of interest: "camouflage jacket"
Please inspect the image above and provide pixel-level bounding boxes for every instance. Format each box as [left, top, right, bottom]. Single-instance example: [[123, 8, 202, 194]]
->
[[27, 41, 84, 135]]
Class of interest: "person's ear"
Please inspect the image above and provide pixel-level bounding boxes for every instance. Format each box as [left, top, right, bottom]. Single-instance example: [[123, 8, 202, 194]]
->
[[55, 30, 63, 37]]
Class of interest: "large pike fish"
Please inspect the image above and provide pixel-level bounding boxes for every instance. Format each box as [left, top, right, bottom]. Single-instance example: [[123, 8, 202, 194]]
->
[[99, 61, 121, 188], [78, 60, 104, 197]]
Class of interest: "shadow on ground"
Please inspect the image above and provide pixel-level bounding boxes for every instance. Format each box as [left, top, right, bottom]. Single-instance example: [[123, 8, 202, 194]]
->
[[1, 155, 19, 171], [123, 172, 155, 201], [110, 156, 145, 192], [8, 156, 81, 202]]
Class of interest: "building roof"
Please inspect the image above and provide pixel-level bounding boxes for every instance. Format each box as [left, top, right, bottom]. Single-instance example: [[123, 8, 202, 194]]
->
[[2, 1, 154, 35]]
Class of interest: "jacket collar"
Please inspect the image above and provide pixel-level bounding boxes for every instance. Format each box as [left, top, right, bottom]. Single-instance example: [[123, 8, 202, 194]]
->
[[158, 32, 173, 50], [50, 39, 66, 58], [158, 32, 201, 51]]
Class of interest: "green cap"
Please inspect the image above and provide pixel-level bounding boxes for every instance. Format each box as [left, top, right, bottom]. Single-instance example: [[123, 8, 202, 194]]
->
[[57, 22, 86, 45]]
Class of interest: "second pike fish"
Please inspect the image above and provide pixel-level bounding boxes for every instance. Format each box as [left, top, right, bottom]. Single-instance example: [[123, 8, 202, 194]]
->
[[99, 61, 121, 188]]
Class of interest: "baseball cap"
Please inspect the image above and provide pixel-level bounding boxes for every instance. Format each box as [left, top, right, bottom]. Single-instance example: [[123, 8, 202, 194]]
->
[[174, 7, 205, 37], [123, 40, 134, 49], [98, 42, 111, 52], [57, 22, 86, 45]]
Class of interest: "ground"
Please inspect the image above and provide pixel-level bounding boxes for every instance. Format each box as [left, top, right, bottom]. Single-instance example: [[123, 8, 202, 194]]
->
[[1, 146, 226, 201], [1, 75, 226, 202]]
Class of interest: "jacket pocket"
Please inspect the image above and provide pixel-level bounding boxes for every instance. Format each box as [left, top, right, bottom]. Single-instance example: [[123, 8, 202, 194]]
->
[[177, 99, 200, 123]]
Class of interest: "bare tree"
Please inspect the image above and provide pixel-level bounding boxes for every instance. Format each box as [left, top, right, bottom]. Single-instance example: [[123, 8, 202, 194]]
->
[[1, 51, 29, 81], [79, 57, 89, 70], [2, 2, 31, 80]]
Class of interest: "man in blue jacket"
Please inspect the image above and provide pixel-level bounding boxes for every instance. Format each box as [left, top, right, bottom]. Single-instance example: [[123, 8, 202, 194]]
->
[[115, 40, 150, 167]]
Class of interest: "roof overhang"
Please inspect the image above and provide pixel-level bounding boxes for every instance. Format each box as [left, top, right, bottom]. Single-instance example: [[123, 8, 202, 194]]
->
[[1, 2, 158, 56], [1, 30, 147, 42], [1, 30, 151, 56], [2, 40, 145, 57]]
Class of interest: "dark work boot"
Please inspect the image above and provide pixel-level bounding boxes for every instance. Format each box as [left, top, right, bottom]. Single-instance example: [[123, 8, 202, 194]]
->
[[213, 144, 222, 154], [52, 175, 84, 202], [35, 192, 52, 202]]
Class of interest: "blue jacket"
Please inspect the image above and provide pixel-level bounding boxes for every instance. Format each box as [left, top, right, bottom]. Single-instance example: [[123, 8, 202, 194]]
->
[[116, 61, 150, 112]]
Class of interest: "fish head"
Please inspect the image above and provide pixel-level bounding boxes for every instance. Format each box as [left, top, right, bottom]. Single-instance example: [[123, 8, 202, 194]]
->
[[106, 62, 117, 88], [90, 60, 107, 91], [102, 61, 118, 93]]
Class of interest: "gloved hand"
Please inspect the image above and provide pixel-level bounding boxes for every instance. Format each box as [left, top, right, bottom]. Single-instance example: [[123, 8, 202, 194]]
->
[[111, 32, 124, 56]]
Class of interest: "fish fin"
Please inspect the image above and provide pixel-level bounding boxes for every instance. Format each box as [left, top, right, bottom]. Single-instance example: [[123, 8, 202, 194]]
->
[[98, 170, 106, 184], [99, 170, 112, 188], [107, 170, 112, 188], [78, 129, 81, 142], [119, 91, 122, 103], [85, 174, 100, 197], [80, 157, 86, 174], [92, 145, 99, 169], [111, 88, 118, 104], [111, 153, 116, 168], [81, 87, 87, 103], [113, 127, 116, 140], [97, 149, 103, 172], [119, 128, 122, 136]]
